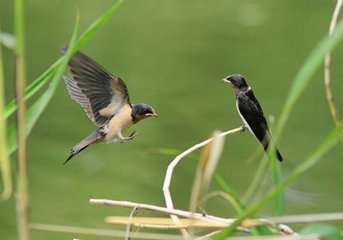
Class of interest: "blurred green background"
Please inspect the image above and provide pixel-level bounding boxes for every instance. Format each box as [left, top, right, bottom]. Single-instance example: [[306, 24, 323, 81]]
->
[[1, 0, 342, 239]]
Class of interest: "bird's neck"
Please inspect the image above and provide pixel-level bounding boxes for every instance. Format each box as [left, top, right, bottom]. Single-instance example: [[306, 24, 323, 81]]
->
[[236, 86, 251, 95]]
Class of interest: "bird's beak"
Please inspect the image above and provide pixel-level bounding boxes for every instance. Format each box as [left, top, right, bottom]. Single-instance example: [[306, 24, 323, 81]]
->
[[146, 112, 158, 117], [222, 78, 232, 85]]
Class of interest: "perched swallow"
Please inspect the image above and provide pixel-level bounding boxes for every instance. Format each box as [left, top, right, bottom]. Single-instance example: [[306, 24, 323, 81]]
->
[[222, 74, 283, 161], [63, 51, 157, 164]]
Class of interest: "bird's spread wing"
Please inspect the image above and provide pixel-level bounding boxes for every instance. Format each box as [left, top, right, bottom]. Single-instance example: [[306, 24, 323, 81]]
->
[[237, 90, 269, 143], [63, 51, 130, 127]]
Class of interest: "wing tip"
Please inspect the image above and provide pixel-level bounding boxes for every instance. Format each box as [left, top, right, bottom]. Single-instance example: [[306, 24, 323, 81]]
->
[[63, 153, 74, 165], [276, 149, 283, 162]]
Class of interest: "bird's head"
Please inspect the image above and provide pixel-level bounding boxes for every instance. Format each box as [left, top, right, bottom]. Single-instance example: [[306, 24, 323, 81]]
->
[[132, 103, 158, 123], [222, 74, 249, 91]]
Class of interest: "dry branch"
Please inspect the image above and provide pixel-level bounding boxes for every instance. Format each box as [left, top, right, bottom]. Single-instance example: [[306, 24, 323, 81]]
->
[[162, 127, 244, 238], [89, 198, 300, 236], [324, 0, 343, 131]]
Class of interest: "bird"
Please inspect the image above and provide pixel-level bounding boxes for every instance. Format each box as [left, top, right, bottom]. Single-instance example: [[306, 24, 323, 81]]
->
[[62, 50, 157, 164], [222, 74, 283, 162]]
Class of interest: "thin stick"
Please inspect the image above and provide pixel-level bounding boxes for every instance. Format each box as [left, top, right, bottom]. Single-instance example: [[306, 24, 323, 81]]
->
[[162, 127, 244, 210], [14, 0, 29, 239], [107, 217, 230, 229], [90, 198, 309, 235], [30, 223, 183, 240], [90, 199, 234, 225], [162, 127, 244, 238], [324, 0, 343, 130], [125, 207, 139, 240], [267, 212, 343, 224]]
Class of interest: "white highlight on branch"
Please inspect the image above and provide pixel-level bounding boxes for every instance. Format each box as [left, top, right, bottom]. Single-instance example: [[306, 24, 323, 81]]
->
[[162, 127, 244, 210], [161, 127, 244, 238]]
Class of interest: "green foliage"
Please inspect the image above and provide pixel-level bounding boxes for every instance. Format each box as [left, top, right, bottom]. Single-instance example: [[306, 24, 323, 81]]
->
[[1, 0, 127, 202], [215, 19, 343, 239], [5, 0, 127, 155], [0, 28, 12, 200], [1, 1, 342, 239], [301, 224, 343, 240]]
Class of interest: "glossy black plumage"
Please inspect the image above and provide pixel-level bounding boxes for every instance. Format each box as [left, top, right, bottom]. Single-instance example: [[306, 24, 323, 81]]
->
[[223, 74, 283, 162]]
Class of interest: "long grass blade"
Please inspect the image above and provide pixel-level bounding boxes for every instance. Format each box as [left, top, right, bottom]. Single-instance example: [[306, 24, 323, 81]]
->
[[267, 19, 343, 220], [189, 131, 225, 212], [0, 27, 12, 200], [214, 18, 343, 236], [214, 125, 343, 239], [6, 16, 79, 155], [5, 0, 127, 119], [276, 20, 343, 137], [5, 61, 59, 118], [6, 0, 127, 154], [14, 0, 29, 239]]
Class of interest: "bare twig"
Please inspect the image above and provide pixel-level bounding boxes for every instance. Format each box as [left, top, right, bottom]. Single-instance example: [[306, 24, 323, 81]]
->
[[189, 131, 225, 213], [125, 207, 139, 240], [30, 223, 183, 240], [107, 217, 229, 229], [324, 0, 343, 132], [162, 127, 244, 238], [267, 212, 343, 224], [91, 198, 300, 236], [162, 127, 244, 210], [91, 199, 343, 237], [90, 198, 234, 226]]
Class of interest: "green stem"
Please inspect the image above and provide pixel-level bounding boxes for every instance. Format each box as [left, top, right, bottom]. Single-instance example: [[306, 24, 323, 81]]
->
[[14, 0, 30, 239], [0, 25, 12, 200], [214, 126, 342, 239]]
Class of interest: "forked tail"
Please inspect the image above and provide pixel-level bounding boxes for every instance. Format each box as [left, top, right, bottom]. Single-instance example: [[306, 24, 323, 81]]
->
[[64, 130, 102, 164], [263, 141, 283, 162]]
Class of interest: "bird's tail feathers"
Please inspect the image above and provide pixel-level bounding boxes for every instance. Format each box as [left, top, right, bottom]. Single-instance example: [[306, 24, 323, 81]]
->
[[262, 141, 283, 162], [64, 130, 101, 164]]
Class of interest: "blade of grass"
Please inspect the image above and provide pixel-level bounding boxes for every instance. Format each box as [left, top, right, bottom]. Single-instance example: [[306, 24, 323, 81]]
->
[[156, 148, 245, 214], [276, 20, 343, 137], [75, 0, 126, 52], [0, 26, 12, 200], [5, 61, 60, 118], [269, 19, 343, 219], [7, 15, 79, 156], [26, 18, 80, 136], [270, 156, 283, 216], [14, 0, 29, 238], [5, 0, 126, 119], [214, 19, 343, 238], [214, 174, 244, 214], [6, 0, 127, 154], [214, 125, 343, 239], [242, 156, 268, 202], [189, 131, 225, 212]]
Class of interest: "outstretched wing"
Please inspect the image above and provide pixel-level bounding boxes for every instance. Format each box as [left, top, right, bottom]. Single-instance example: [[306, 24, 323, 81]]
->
[[63, 51, 130, 127]]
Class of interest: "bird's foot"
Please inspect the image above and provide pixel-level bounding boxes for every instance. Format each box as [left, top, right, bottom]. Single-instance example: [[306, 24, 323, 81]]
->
[[120, 131, 138, 143], [241, 125, 247, 132]]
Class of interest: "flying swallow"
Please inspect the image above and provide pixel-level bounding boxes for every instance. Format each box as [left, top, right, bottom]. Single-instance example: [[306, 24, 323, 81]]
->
[[62, 51, 157, 164], [222, 74, 283, 161]]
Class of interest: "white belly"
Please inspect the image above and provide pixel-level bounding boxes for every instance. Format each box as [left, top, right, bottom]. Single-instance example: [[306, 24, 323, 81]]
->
[[105, 104, 133, 141]]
